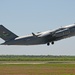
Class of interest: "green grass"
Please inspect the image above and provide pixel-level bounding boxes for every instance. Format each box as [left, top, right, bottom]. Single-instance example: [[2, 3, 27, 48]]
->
[[0, 55, 75, 75], [0, 55, 75, 61]]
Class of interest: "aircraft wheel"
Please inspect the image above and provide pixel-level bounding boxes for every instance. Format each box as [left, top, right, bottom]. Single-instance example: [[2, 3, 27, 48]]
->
[[51, 41, 54, 45], [47, 43, 50, 46]]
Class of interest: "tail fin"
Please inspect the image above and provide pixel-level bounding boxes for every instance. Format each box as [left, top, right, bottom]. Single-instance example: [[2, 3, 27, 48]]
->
[[0, 25, 18, 41]]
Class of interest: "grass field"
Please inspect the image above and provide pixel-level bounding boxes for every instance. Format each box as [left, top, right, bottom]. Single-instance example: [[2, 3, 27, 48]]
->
[[0, 55, 75, 61], [0, 55, 75, 75], [0, 64, 75, 75]]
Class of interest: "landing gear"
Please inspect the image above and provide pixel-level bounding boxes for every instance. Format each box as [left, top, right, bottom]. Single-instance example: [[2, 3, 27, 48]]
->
[[51, 41, 54, 45], [47, 43, 50, 46], [47, 41, 54, 46]]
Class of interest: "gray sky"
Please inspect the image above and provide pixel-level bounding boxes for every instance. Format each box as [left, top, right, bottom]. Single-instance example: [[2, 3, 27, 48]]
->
[[0, 0, 75, 55]]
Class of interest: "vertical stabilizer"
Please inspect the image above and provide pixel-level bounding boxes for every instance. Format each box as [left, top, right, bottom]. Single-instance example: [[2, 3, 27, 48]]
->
[[0, 25, 18, 41]]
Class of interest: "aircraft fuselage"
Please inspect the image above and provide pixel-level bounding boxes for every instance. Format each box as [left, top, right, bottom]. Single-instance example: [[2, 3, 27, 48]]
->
[[1, 24, 75, 46]]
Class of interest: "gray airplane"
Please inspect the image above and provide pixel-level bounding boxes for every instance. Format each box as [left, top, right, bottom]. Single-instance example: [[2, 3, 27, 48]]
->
[[0, 24, 75, 46]]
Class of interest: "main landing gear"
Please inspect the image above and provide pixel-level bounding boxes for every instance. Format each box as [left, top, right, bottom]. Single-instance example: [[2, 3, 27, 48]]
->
[[47, 43, 50, 46], [51, 41, 54, 45], [47, 41, 54, 46]]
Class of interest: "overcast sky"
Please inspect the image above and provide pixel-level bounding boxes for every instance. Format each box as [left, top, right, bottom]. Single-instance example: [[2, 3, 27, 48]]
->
[[0, 0, 75, 55]]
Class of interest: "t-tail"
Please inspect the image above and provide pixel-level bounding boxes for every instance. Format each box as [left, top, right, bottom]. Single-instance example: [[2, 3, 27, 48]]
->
[[0, 25, 18, 42]]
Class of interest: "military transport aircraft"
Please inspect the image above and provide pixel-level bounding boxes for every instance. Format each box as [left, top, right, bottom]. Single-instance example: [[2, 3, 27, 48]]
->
[[0, 24, 75, 46]]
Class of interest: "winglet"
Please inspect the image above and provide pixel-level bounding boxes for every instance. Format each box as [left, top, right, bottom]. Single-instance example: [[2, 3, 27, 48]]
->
[[32, 32, 37, 37]]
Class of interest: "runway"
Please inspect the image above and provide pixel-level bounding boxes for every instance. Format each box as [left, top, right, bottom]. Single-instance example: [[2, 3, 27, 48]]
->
[[0, 61, 75, 64]]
